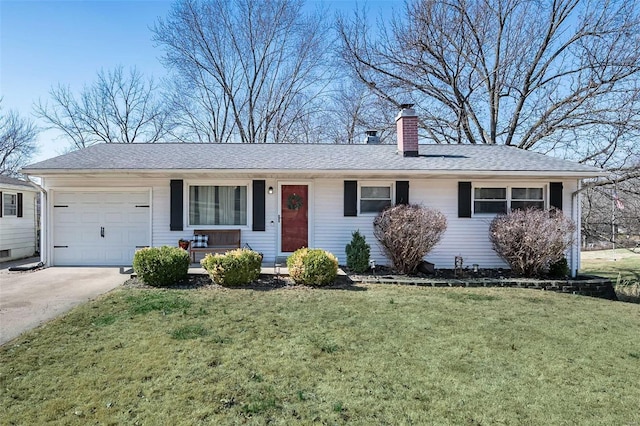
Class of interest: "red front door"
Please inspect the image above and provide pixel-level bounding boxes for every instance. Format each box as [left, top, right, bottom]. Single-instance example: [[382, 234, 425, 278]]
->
[[281, 185, 308, 253]]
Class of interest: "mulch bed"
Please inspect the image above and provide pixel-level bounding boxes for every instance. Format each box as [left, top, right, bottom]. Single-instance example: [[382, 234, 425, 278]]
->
[[345, 265, 520, 281], [123, 264, 585, 290], [123, 273, 356, 291]]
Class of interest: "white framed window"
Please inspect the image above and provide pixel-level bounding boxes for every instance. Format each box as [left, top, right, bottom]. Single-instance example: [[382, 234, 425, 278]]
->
[[188, 185, 247, 226], [360, 184, 392, 214], [511, 187, 544, 210], [3, 193, 17, 216], [473, 186, 545, 215], [474, 187, 507, 214]]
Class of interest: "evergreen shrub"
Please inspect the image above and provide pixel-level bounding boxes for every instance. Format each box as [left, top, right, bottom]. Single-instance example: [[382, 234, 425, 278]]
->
[[133, 246, 190, 287], [287, 248, 338, 286]]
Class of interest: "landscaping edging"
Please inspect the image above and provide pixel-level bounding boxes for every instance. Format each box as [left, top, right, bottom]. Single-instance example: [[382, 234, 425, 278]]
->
[[357, 275, 618, 300]]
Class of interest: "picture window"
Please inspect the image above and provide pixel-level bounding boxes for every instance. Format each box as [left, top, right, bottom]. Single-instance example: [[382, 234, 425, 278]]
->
[[188, 185, 247, 226]]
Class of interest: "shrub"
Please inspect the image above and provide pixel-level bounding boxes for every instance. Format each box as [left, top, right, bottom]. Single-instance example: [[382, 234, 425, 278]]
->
[[287, 248, 338, 286], [549, 257, 570, 278], [345, 230, 371, 273], [373, 204, 447, 274], [200, 248, 262, 286], [489, 208, 575, 277], [133, 246, 190, 287]]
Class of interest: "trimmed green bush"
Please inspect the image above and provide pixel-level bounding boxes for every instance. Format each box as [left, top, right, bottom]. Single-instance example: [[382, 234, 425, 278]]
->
[[133, 246, 190, 287], [549, 257, 570, 277], [287, 248, 338, 286], [345, 230, 371, 273], [200, 248, 262, 286]]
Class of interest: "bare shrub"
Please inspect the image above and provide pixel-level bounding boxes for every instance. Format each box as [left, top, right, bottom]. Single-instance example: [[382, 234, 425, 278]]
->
[[489, 209, 576, 277], [373, 204, 447, 274], [615, 280, 640, 304]]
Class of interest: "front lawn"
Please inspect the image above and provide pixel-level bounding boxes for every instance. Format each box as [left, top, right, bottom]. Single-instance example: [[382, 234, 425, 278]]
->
[[581, 248, 640, 302], [1, 284, 639, 424]]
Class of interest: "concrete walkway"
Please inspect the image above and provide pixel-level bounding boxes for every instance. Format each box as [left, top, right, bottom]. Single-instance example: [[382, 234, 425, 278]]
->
[[0, 259, 128, 346], [188, 264, 293, 275]]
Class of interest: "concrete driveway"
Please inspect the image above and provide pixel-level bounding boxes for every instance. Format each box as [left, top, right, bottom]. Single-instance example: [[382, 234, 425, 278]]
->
[[0, 259, 128, 346]]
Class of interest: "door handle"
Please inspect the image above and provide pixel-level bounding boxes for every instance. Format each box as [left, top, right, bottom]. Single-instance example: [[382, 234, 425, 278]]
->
[[100, 226, 105, 238]]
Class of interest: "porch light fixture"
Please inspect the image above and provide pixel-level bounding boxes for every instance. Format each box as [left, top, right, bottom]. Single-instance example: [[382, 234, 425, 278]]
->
[[268, 186, 274, 194]]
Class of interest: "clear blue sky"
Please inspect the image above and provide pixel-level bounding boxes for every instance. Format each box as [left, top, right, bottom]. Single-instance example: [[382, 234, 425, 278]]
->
[[0, 0, 396, 163]]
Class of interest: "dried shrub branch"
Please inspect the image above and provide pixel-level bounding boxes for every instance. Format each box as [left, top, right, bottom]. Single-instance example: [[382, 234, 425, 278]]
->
[[489, 209, 576, 277], [373, 204, 447, 274]]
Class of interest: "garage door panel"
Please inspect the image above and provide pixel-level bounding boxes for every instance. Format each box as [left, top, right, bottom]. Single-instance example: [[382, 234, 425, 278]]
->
[[54, 192, 78, 204], [128, 211, 149, 223], [125, 229, 148, 244], [105, 248, 135, 264], [82, 229, 100, 243], [54, 226, 88, 245], [104, 212, 124, 224], [53, 191, 151, 266], [82, 212, 100, 223], [80, 250, 104, 264], [106, 232, 124, 244], [78, 193, 103, 203], [55, 210, 78, 224], [54, 247, 102, 265]]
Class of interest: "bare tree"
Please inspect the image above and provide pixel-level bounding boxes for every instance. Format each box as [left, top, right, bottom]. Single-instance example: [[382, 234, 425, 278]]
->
[[153, 0, 330, 144], [320, 79, 397, 144], [0, 99, 38, 176], [35, 66, 170, 149], [582, 177, 640, 248], [337, 0, 640, 159]]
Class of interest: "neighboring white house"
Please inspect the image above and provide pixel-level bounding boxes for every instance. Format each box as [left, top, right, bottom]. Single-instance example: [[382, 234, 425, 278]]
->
[[0, 176, 39, 262], [22, 107, 604, 275]]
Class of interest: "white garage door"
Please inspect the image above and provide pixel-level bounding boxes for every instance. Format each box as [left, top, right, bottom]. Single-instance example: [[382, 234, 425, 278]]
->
[[53, 191, 150, 266]]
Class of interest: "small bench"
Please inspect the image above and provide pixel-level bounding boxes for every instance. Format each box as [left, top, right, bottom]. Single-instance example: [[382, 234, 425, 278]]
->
[[189, 229, 241, 263]]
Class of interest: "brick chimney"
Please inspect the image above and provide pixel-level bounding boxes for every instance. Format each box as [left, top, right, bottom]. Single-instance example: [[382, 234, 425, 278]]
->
[[396, 104, 418, 157]]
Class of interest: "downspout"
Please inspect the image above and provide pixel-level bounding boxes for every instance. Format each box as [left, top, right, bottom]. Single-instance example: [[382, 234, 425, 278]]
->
[[571, 180, 583, 277], [27, 177, 48, 267]]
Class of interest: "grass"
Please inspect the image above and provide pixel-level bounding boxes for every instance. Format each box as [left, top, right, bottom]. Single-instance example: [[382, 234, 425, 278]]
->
[[581, 248, 640, 302], [1, 285, 639, 425]]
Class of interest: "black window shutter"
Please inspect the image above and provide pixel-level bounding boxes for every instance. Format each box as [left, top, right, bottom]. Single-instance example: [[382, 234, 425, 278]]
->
[[458, 182, 472, 218], [170, 179, 183, 231], [0, 191, 3, 217], [395, 181, 409, 205], [252, 180, 266, 231], [550, 182, 563, 211], [344, 181, 357, 217], [17, 193, 23, 218]]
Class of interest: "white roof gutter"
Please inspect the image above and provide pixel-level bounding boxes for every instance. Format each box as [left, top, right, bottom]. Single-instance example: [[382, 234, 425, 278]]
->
[[22, 168, 607, 179]]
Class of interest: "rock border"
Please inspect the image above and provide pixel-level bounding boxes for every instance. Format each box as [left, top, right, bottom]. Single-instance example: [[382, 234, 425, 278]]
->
[[356, 275, 618, 300]]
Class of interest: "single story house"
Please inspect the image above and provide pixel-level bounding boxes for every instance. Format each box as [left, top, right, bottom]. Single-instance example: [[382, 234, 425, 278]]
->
[[22, 107, 603, 275], [0, 175, 39, 262]]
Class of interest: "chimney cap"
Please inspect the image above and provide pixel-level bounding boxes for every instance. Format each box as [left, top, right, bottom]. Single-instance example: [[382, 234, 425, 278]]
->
[[365, 130, 380, 144], [400, 103, 415, 109]]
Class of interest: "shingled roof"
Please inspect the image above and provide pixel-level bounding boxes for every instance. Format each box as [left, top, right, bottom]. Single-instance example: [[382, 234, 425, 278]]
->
[[22, 143, 603, 177], [0, 175, 37, 189]]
